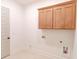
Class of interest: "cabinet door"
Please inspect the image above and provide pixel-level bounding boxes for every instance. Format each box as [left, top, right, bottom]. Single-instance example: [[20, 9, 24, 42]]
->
[[39, 8, 53, 29], [39, 9, 46, 29], [64, 3, 75, 29], [53, 5, 65, 29], [45, 8, 53, 29]]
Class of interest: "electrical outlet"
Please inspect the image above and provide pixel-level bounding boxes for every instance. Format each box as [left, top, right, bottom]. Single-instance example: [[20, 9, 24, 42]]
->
[[60, 41, 63, 43], [41, 35, 46, 38]]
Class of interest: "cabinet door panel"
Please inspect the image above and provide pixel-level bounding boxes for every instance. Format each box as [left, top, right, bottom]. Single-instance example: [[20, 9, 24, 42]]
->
[[46, 8, 53, 29], [39, 10, 46, 29], [53, 6, 65, 29], [65, 4, 75, 29]]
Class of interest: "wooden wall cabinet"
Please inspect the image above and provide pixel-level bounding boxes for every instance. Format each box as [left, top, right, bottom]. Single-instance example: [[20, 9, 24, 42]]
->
[[39, 8, 53, 29], [64, 3, 76, 29], [53, 5, 65, 29], [38, 1, 76, 29]]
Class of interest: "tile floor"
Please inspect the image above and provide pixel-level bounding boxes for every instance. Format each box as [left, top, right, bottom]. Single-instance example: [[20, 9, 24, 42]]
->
[[4, 51, 51, 59], [3, 50, 68, 59]]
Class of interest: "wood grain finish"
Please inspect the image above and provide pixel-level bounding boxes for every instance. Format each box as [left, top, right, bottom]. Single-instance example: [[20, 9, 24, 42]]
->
[[53, 5, 65, 29], [64, 4, 75, 29], [38, 1, 76, 29], [39, 9, 46, 29], [45, 8, 53, 29], [39, 8, 53, 29]]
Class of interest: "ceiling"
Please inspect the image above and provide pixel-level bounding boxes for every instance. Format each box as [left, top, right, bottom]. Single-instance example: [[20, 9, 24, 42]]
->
[[14, 0, 41, 5]]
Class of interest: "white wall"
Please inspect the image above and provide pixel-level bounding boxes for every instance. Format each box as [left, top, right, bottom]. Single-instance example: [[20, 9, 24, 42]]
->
[[24, 0, 75, 59], [72, 33, 77, 59], [1, 0, 76, 59], [1, 0, 26, 55]]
